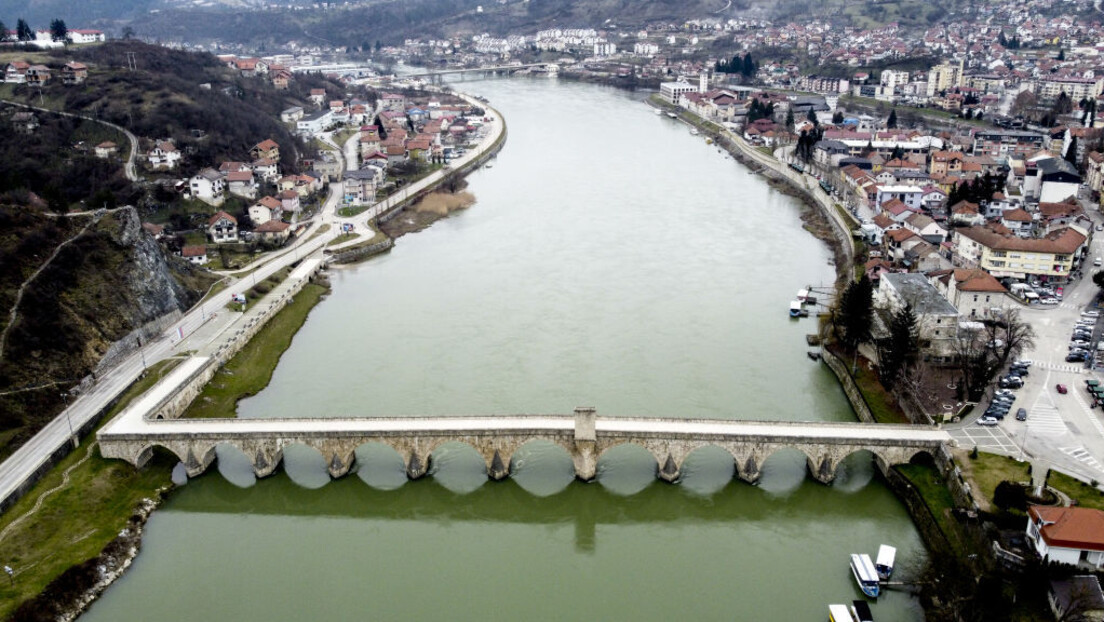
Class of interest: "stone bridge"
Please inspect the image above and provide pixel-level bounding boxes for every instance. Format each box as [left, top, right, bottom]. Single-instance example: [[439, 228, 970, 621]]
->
[[98, 408, 952, 485]]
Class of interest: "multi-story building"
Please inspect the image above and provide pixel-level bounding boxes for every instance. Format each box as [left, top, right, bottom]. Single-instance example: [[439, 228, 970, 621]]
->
[[659, 80, 697, 105], [1035, 76, 1104, 104], [971, 129, 1047, 158], [877, 273, 960, 363], [952, 226, 1086, 283], [926, 59, 964, 97]]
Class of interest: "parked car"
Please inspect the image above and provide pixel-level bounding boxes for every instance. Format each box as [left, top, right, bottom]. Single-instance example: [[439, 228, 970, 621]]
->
[[999, 376, 1025, 388], [993, 395, 1016, 405], [1067, 352, 1089, 362], [977, 416, 1000, 426], [1013, 359, 1033, 368], [1010, 364, 1029, 375], [1071, 340, 1092, 349], [1084, 311, 1101, 318], [1016, 408, 1028, 421], [995, 389, 1016, 397], [1056, 384, 1068, 394], [1041, 297, 1059, 305]]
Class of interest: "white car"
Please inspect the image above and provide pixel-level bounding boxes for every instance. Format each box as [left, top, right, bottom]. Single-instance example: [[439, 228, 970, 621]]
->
[[1084, 311, 1101, 318], [1041, 297, 1059, 305], [1012, 360, 1033, 368], [976, 416, 999, 426], [1071, 340, 1092, 349]]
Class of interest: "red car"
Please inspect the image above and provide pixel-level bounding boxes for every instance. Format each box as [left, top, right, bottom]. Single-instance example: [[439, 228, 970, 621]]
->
[[1056, 384, 1068, 394]]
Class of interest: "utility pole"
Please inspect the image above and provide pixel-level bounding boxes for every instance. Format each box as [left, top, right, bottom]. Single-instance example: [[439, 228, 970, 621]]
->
[[59, 391, 77, 448]]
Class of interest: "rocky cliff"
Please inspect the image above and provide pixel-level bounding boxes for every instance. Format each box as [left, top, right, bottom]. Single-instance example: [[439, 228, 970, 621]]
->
[[0, 205, 214, 458]]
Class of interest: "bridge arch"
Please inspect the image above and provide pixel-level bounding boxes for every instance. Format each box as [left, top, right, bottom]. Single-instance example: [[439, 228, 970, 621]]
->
[[281, 442, 331, 489]]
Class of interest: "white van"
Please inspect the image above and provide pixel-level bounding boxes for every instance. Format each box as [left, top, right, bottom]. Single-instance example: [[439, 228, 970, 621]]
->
[[1095, 257, 1102, 267]]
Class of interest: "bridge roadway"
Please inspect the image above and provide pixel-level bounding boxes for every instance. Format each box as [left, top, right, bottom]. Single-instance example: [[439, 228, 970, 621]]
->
[[404, 63, 553, 77], [98, 399, 952, 485]]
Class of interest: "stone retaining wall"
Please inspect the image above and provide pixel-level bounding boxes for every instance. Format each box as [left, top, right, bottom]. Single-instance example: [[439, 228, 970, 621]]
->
[[144, 267, 322, 421], [327, 239, 394, 264], [819, 347, 875, 424]]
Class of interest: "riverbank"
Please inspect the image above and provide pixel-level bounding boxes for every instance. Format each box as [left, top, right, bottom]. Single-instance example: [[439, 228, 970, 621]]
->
[[0, 360, 182, 620]]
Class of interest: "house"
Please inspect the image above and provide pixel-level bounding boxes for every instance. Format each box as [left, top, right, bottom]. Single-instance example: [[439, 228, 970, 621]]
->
[[385, 144, 408, 166], [68, 29, 105, 43], [953, 226, 1086, 283], [904, 213, 947, 243], [343, 168, 382, 205], [882, 198, 916, 222], [226, 170, 257, 199], [253, 219, 291, 244], [5, 60, 29, 83], [1000, 208, 1034, 237], [928, 268, 1008, 319], [181, 245, 209, 265], [189, 168, 226, 206], [61, 62, 87, 85], [25, 65, 50, 85], [1027, 506, 1104, 568], [875, 185, 924, 211], [250, 139, 280, 162], [1049, 576, 1104, 622], [309, 89, 327, 107], [148, 140, 181, 170], [280, 106, 304, 123], [94, 141, 117, 158], [251, 158, 280, 183], [249, 196, 283, 225], [279, 189, 300, 213], [1087, 152, 1104, 196], [381, 92, 406, 111], [296, 110, 333, 137], [207, 211, 238, 243], [876, 272, 960, 362]]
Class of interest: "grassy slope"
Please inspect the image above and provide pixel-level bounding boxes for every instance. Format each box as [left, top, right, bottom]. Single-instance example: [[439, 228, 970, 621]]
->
[[0, 359, 181, 619], [896, 462, 966, 555], [184, 282, 329, 418]]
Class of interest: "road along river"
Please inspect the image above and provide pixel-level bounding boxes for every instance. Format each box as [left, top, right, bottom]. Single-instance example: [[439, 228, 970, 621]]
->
[[81, 78, 926, 621]]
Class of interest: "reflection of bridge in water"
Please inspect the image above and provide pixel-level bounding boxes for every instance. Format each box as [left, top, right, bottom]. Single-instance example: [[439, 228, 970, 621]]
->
[[162, 461, 917, 553], [99, 405, 952, 485], [405, 63, 556, 81]]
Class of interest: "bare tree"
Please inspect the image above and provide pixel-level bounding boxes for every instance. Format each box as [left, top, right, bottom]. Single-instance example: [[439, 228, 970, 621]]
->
[[986, 308, 1037, 365]]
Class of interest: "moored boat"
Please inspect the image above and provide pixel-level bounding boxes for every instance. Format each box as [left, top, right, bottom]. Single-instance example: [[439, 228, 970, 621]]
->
[[790, 300, 803, 318], [851, 600, 874, 622], [690, 128, 700, 136], [875, 544, 896, 581], [828, 604, 855, 622], [850, 553, 880, 598], [666, 112, 677, 118], [653, 108, 662, 115]]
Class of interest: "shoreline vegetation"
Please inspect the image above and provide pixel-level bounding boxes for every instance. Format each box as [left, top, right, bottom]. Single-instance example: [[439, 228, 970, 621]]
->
[[379, 189, 476, 239]]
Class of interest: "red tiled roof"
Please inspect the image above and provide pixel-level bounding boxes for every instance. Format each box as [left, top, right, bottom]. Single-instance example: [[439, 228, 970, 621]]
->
[[208, 211, 237, 226], [1030, 506, 1104, 552]]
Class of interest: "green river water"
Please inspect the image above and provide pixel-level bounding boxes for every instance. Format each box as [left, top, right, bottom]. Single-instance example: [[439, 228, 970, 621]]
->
[[80, 78, 926, 621]]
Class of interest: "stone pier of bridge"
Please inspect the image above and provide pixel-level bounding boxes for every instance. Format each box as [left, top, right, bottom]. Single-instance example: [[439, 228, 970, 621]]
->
[[98, 406, 953, 486]]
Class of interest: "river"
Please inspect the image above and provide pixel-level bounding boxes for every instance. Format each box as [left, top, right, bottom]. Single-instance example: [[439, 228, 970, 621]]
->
[[81, 78, 925, 621]]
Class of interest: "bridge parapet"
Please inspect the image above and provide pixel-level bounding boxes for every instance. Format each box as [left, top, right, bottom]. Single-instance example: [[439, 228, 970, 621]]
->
[[97, 409, 952, 487]]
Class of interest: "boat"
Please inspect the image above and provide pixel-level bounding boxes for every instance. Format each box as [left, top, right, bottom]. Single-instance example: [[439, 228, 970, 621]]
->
[[797, 288, 810, 302], [690, 128, 700, 136], [850, 553, 881, 598], [875, 544, 896, 581], [653, 108, 662, 115], [851, 600, 874, 622], [789, 300, 803, 318], [666, 112, 678, 118], [828, 604, 854, 622]]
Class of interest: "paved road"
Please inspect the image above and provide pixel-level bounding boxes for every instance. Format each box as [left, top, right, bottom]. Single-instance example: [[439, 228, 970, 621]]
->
[[946, 213, 1104, 484], [0, 98, 140, 182]]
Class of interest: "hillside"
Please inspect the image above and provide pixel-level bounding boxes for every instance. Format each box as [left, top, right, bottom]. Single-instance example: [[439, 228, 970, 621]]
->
[[0, 41, 345, 178], [0, 205, 214, 459]]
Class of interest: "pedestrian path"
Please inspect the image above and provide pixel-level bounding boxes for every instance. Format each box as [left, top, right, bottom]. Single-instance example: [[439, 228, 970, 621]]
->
[[1026, 402, 1068, 437], [1058, 446, 1104, 475], [1036, 361, 1086, 374]]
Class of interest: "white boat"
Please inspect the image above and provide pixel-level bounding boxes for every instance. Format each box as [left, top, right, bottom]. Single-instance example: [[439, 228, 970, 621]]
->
[[789, 300, 803, 318], [875, 544, 896, 581], [828, 604, 854, 622], [797, 288, 810, 302], [850, 553, 880, 599], [690, 128, 700, 136], [653, 108, 662, 115]]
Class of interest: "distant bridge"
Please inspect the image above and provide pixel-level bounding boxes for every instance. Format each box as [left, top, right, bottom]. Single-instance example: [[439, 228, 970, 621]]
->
[[404, 63, 556, 79], [98, 399, 951, 485]]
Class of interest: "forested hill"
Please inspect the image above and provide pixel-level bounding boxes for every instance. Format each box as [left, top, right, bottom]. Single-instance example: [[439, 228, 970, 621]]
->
[[2, 41, 343, 178]]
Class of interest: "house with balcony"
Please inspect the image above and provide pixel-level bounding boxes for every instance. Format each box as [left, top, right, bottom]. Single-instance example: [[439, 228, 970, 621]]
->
[[248, 196, 283, 225], [952, 225, 1086, 284], [189, 168, 226, 206], [207, 211, 238, 243], [148, 140, 181, 170]]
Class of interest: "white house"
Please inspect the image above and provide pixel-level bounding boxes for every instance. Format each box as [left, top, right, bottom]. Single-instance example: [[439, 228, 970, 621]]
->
[[875, 185, 924, 211], [226, 170, 257, 200], [181, 245, 208, 265], [877, 272, 960, 363], [148, 140, 182, 170], [189, 168, 225, 206], [249, 196, 283, 225], [1027, 506, 1104, 569], [207, 211, 238, 244], [296, 109, 334, 137]]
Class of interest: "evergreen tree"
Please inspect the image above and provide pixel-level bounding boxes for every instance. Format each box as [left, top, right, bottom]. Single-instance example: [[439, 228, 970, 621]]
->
[[730, 54, 740, 73], [806, 108, 818, 127], [1058, 48, 1065, 61], [785, 107, 794, 129], [877, 304, 918, 388], [836, 275, 874, 352], [49, 18, 67, 42], [742, 52, 755, 77], [887, 108, 897, 129], [16, 18, 33, 41], [832, 110, 844, 124], [0, 21, 6, 41], [998, 31, 1008, 47], [373, 115, 387, 140]]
